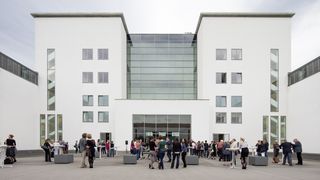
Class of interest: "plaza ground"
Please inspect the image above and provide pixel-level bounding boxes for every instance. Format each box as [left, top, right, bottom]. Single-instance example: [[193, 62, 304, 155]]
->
[[1, 154, 320, 180]]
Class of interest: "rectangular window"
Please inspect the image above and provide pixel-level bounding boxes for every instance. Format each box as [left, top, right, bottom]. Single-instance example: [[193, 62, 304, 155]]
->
[[263, 116, 269, 143], [280, 116, 286, 143], [231, 49, 242, 60], [231, 72, 242, 84], [270, 116, 279, 149], [231, 96, 242, 107], [40, 114, 46, 145], [57, 114, 63, 141], [47, 114, 55, 141], [231, 112, 242, 124], [216, 72, 227, 84], [82, 72, 93, 83], [271, 49, 279, 112], [98, 49, 108, 60], [82, 49, 93, 60], [216, 49, 227, 60], [216, 96, 227, 107], [98, 72, 108, 83], [82, 95, 93, 106], [98, 95, 109, 106], [83, 111, 93, 122], [47, 49, 55, 110], [216, 112, 227, 123], [98, 111, 109, 123]]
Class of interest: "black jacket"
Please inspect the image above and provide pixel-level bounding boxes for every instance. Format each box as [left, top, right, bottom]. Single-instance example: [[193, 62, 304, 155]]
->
[[172, 141, 181, 153], [280, 142, 293, 154]]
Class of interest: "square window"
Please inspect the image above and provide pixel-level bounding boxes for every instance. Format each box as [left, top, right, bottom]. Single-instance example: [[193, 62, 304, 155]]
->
[[216, 49, 227, 60], [82, 72, 93, 83], [231, 96, 242, 107], [216, 96, 227, 107], [83, 111, 93, 122], [231, 49, 242, 60], [216, 72, 227, 84], [82, 49, 93, 60], [98, 111, 109, 123], [98, 95, 109, 106], [231, 72, 242, 84], [216, 112, 227, 123], [98, 49, 109, 60], [83, 95, 93, 106], [231, 112, 242, 124], [98, 72, 108, 83]]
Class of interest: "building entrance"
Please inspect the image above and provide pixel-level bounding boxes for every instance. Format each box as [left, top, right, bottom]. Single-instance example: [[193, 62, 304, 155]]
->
[[212, 133, 230, 142], [133, 114, 191, 143]]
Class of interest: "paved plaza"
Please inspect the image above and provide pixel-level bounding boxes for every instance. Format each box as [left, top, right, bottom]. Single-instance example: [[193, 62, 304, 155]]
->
[[1, 154, 320, 180]]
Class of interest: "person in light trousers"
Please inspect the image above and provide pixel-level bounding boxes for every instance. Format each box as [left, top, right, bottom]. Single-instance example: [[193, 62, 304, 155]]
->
[[79, 133, 87, 168]]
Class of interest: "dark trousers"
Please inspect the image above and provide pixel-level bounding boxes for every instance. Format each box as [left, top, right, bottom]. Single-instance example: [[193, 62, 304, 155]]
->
[[283, 152, 292, 165], [158, 151, 165, 169], [167, 150, 172, 161], [297, 152, 303, 165], [171, 153, 180, 169], [181, 152, 187, 167], [45, 150, 51, 162]]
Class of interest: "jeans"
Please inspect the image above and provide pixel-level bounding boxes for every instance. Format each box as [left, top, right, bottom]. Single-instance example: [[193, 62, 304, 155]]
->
[[171, 153, 180, 168], [167, 150, 172, 161], [283, 152, 292, 165], [136, 149, 141, 160], [159, 151, 165, 169], [181, 152, 187, 167]]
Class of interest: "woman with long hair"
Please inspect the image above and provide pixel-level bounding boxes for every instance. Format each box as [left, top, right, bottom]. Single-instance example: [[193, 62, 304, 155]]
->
[[86, 134, 96, 168]]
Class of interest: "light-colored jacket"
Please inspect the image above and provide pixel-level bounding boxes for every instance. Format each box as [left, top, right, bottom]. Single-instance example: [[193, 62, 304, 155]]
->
[[79, 138, 87, 153]]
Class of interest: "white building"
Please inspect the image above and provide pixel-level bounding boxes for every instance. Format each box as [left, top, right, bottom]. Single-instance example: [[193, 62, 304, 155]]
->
[[0, 12, 319, 154]]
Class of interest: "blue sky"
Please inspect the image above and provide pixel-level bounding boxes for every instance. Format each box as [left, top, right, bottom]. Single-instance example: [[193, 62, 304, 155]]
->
[[0, 0, 319, 70]]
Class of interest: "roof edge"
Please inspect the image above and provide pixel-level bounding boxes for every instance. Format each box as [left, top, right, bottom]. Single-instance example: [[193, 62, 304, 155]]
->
[[195, 12, 295, 34], [31, 12, 129, 34]]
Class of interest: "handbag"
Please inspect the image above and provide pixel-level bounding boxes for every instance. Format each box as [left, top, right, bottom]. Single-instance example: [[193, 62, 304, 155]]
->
[[41, 145, 49, 150]]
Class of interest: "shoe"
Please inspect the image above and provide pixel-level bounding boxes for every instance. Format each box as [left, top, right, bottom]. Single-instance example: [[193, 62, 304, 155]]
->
[[90, 166, 93, 168], [289, 164, 293, 166], [151, 167, 154, 169]]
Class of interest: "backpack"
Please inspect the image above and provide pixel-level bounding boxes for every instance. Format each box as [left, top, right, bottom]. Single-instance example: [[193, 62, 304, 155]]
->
[[4, 157, 14, 164]]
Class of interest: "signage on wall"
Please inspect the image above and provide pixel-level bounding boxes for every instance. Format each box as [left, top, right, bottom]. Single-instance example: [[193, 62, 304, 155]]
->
[[159, 132, 166, 137]]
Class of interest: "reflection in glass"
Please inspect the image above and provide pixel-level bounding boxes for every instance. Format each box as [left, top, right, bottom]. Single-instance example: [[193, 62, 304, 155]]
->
[[270, 116, 279, 149], [47, 114, 55, 141], [263, 116, 269, 143], [57, 114, 63, 141], [40, 114, 46, 145]]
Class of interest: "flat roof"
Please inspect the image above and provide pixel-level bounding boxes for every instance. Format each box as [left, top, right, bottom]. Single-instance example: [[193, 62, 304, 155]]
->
[[31, 12, 129, 34], [195, 12, 295, 34]]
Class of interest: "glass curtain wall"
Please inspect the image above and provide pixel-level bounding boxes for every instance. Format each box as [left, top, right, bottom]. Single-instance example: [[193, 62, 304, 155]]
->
[[47, 49, 55, 110], [57, 114, 63, 141], [280, 116, 286, 143], [263, 116, 269, 142], [270, 49, 279, 112], [132, 114, 191, 142], [270, 116, 279, 148], [47, 114, 55, 141], [40, 114, 46, 145], [127, 34, 197, 99]]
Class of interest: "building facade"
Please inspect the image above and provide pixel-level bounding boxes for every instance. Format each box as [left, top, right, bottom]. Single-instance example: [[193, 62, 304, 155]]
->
[[1, 12, 319, 153]]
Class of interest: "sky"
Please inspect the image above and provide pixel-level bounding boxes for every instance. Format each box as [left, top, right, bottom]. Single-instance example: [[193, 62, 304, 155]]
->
[[0, 0, 319, 70]]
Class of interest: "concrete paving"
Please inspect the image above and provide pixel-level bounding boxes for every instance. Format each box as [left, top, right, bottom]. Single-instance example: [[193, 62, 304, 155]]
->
[[1, 154, 320, 180]]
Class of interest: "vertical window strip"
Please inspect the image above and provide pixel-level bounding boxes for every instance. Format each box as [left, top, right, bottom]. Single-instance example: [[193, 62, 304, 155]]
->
[[270, 49, 279, 112], [47, 49, 55, 111]]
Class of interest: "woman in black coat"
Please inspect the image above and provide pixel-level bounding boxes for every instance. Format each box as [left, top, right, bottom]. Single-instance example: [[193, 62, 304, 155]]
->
[[43, 139, 52, 162], [86, 134, 96, 168]]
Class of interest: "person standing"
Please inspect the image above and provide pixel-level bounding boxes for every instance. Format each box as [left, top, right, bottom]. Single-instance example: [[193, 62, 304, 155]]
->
[[239, 138, 249, 169], [5, 134, 17, 162], [86, 134, 96, 168], [148, 138, 157, 169], [279, 139, 293, 166], [230, 138, 238, 166], [255, 140, 262, 156], [79, 133, 87, 168], [171, 138, 181, 169], [105, 140, 110, 157], [110, 141, 115, 157], [135, 139, 141, 160], [166, 137, 172, 162], [181, 139, 188, 168], [74, 140, 79, 154], [204, 140, 209, 158], [293, 138, 303, 165], [217, 140, 224, 161], [43, 139, 52, 162], [272, 140, 280, 163], [158, 136, 166, 169], [261, 139, 269, 157]]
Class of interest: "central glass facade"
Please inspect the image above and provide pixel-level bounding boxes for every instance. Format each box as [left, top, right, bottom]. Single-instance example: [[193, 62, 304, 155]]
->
[[127, 34, 197, 99]]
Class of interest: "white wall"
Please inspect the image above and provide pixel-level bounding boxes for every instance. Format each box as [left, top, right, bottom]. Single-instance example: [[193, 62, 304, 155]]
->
[[114, 99, 211, 151], [0, 69, 39, 150], [197, 17, 291, 146], [288, 73, 320, 154], [34, 17, 127, 146]]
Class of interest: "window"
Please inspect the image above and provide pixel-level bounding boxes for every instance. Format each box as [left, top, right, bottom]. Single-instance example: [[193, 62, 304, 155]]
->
[[231, 112, 242, 124], [216, 96, 227, 107], [98, 95, 109, 106], [98, 111, 109, 123], [231, 96, 242, 107], [83, 95, 93, 106], [216, 72, 227, 84], [40, 114, 46, 145], [57, 114, 63, 141], [231, 72, 242, 84], [231, 49, 242, 60], [216, 112, 227, 123], [47, 114, 55, 141], [98, 49, 108, 60], [83, 111, 93, 122], [82, 72, 93, 83], [98, 72, 108, 83], [82, 49, 93, 60], [216, 49, 227, 60], [270, 49, 279, 112]]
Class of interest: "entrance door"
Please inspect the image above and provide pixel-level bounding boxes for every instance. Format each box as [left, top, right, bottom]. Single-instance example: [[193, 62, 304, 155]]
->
[[213, 133, 230, 142], [100, 132, 112, 141]]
